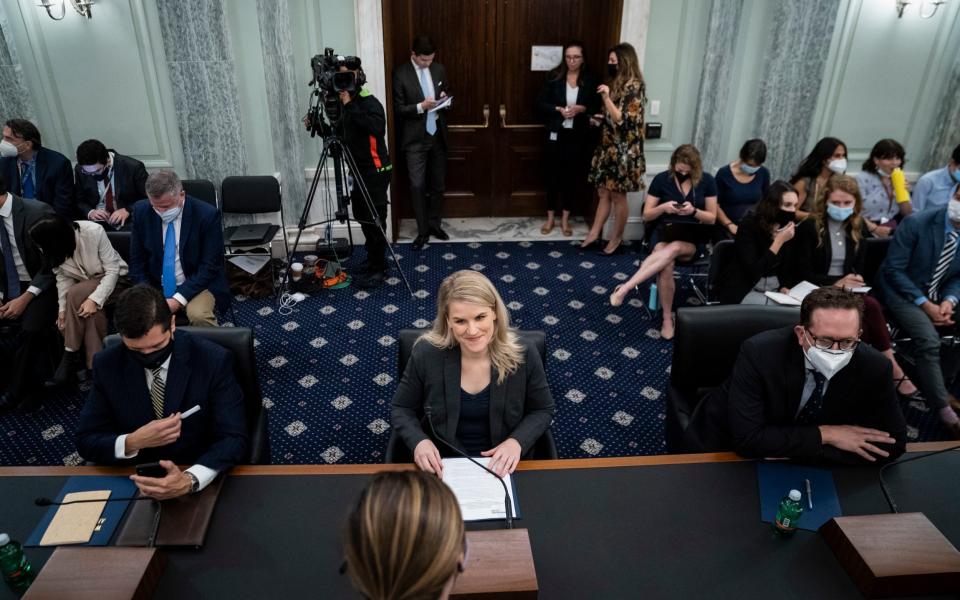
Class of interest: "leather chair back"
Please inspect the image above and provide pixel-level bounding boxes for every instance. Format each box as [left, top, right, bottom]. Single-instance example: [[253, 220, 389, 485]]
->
[[106, 231, 131, 263], [221, 176, 281, 214], [863, 237, 891, 286], [182, 179, 218, 208], [707, 239, 735, 302]]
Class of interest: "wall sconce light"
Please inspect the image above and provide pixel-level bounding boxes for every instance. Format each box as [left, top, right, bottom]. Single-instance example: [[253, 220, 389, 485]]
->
[[37, 0, 95, 21], [896, 0, 947, 18]]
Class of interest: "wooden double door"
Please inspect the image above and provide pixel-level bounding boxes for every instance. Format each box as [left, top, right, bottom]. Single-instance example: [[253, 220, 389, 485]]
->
[[384, 0, 623, 225]]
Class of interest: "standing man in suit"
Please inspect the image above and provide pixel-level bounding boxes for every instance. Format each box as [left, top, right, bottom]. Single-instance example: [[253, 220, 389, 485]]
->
[[876, 183, 960, 437], [393, 36, 451, 251], [75, 139, 149, 230], [0, 174, 58, 412], [76, 285, 247, 499], [129, 170, 230, 327], [685, 287, 906, 464], [0, 119, 75, 219]]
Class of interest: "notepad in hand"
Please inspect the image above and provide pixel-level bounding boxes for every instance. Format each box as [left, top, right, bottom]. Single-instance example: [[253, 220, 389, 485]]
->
[[764, 280, 819, 306], [39, 490, 111, 546]]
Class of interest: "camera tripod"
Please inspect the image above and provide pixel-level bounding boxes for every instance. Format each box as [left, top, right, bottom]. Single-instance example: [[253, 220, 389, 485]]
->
[[284, 133, 414, 298]]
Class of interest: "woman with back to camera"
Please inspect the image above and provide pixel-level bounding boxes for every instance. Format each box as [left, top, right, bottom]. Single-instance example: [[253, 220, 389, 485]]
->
[[28, 214, 128, 386], [714, 180, 799, 305], [790, 136, 848, 220], [714, 139, 771, 236], [608, 144, 718, 340], [580, 42, 646, 256], [786, 175, 917, 395], [855, 138, 912, 237], [536, 41, 599, 237], [342, 471, 465, 600], [391, 270, 555, 479]]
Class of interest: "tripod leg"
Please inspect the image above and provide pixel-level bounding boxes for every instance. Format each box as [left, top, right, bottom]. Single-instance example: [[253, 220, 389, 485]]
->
[[283, 146, 331, 296]]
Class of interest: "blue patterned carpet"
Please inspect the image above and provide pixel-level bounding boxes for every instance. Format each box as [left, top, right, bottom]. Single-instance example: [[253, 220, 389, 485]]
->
[[0, 240, 951, 466]]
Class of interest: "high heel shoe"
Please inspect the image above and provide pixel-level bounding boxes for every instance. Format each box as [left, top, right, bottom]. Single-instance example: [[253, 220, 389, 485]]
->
[[599, 239, 623, 256], [660, 314, 676, 341], [580, 236, 601, 249], [610, 284, 625, 307]]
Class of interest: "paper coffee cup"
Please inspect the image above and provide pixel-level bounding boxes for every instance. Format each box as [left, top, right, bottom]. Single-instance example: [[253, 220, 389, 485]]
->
[[303, 254, 319, 269], [291, 262, 304, 281]]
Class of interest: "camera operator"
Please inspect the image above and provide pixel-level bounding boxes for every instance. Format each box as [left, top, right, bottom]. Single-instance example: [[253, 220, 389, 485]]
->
[[336, 60, 393, 289]]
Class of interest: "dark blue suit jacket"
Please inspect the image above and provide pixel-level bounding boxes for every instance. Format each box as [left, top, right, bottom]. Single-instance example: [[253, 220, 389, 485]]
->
[[0, 147, 75, 219], [75, 331, 247, 471], [876, 208, 960, 304], [129, 196, 231, 311]]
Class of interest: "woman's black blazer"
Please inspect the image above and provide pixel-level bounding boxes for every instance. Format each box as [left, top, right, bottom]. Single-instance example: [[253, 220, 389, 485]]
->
[[715, 212, 798, 304], [787, 218, 867, 287], [536, 72, 600, 134]]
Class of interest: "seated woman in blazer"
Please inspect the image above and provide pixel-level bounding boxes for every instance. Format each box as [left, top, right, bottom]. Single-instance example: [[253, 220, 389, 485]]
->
[[715, 179, 799, 305], [392, 270, 556, 478], [787, 174, 916, 396]]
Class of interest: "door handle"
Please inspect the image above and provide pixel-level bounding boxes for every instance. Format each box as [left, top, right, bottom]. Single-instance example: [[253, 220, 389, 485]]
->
[[499, 103, 543, 129], [449, 104, 491, 129]]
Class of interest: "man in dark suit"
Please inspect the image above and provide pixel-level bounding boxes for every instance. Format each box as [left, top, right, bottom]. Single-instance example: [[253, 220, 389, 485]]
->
[[392, 36, 451, 250], [875, 185, 960, 437], [0, 119, 75, 219], [129, 170, 230, 326], [75, 139, 148, 230], [76, 284, 247, 499], [685, 287, 906, 464], [0, 174, 58, 412]]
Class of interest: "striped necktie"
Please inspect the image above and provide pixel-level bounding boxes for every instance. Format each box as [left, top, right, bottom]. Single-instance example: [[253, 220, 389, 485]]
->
[[151, 367, 165, 419], [928, 230, 959, 302]]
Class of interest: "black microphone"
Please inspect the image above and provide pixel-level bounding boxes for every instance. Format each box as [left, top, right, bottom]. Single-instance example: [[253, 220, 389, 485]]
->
[[878, 442, 960, 513], [423, 406, 514, 529], [35, 495, 163, 548]]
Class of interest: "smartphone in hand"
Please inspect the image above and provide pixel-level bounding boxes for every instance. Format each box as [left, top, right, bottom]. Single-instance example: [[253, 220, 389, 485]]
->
[[135, 461, 167, 479]]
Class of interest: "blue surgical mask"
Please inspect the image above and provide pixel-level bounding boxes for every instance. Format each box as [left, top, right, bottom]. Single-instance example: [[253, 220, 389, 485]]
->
[[154, 204, 182, 224], [826, 203, 854, 222], [952, 168, 960, 184], [741, 163, 762, 175]]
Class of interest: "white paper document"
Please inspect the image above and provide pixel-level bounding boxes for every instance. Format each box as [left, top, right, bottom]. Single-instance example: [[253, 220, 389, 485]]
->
[[764, 280, 819, 306], [441, 457, 518, 521], [428, 95, 453, 113], [227, 254, 270, 275]]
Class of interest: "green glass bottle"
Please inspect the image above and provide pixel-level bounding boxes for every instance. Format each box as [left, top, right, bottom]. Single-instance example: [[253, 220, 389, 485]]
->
[[773, 489, 804, 536], [0, 533, 35, 593]]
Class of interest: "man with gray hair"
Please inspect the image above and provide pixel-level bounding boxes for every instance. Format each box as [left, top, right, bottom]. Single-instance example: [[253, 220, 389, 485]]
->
[[128, 170, 230, 326]]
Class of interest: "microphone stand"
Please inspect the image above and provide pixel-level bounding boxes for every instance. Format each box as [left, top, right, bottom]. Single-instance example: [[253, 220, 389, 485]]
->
[[424, 407, 514, 529], [878, 442, 960, 513]]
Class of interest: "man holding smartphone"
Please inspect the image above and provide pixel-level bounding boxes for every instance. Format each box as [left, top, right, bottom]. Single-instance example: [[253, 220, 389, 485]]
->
[[76, 285, 247, 499]]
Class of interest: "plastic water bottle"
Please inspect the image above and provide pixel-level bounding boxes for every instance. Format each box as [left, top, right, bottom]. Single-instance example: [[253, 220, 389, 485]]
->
[[648, 283, 659, 311], [773, 490, 804, 536], [0, 533, 34, 593]]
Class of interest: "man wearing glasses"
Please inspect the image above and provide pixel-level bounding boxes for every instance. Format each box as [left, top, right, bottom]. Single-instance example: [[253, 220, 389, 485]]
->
[[686, 287, 906, 464]]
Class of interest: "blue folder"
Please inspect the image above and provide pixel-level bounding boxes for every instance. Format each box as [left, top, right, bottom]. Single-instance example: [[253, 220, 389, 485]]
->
[[26, 476, 138, 547], [757, 461, 842, 532]]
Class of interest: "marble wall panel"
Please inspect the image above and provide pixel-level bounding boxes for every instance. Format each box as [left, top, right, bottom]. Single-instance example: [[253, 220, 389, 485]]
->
[[925, 49, 960, 171], [0, 2, 34, 122]]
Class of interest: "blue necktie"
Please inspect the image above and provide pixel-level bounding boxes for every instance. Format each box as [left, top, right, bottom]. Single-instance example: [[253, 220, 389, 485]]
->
[[161, 222, 177, 297], [0, 216, 20, 301], [419, 68, 437, 136], [796, 370, 827, 425], [20, 163, 35, 199]]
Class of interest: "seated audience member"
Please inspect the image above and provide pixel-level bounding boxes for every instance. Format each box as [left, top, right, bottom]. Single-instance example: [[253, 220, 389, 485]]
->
[[392, 270, 555, 478], [0, 119, 74, 219], [129, 170, 230, 327], [609, 144, 717, 339], [343, 471, 466, 600], [715, 138, 771, 236], [686, 287, 906, 464], [790, 136, 847, 219], [875, 183, 960, 438], [76, 284, 247, 499], [912, 143, 960, 213], [75, 139, 148, 230], [28, 215, 129, 386], [788, 175, 916, 395], [714, 180, 798, 305], [855, 138, 911, 237], [0, 175, 57, 412]]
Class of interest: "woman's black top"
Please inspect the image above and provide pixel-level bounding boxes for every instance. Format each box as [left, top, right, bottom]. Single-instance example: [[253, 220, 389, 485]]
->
[[714, 211, 798, 304], [536, 72, 600, 134], [786, 218, 867, 286], [456, 385, 492, 456]]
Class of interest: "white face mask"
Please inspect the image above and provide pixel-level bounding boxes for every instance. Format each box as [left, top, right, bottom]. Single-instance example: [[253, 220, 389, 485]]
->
[[827, 158, 847, 174], [0, 140, 17, 158], [154, 204, 182, 224], [948, 199, 960, 223], [804, 333, 854, 380]]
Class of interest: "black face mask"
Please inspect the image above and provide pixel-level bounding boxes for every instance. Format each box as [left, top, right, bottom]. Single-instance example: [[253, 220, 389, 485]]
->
[[674, 172, 691, 183], [607, 64, 618, 77], [776, 209, 796, 227], [91, 167, 109, 182], [127, 335, 174, 370]]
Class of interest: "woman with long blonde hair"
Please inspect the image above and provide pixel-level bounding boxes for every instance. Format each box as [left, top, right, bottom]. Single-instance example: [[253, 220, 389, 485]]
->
[[343, 471, 465, 600], [392, 270, 555, 478], [581, 42, 646, 255]]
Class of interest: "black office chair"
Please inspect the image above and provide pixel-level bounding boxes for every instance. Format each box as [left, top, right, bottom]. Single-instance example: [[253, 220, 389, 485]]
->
[[705, 238, 735, 304], [106, 230, 131, 263], [182, 179, 218, 208], [384, 329, 559, 463], [665, 305, 800, 452], [862, 237, 891, 286], [104, 326, 270, 464], [220, 176, 288, 295]]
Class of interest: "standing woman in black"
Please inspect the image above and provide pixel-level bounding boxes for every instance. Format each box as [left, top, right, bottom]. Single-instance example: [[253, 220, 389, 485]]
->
[[536, 41, 599, 237]]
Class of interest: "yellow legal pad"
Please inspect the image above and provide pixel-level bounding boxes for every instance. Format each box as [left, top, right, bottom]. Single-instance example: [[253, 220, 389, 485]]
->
[[39, 490, 111, 546]]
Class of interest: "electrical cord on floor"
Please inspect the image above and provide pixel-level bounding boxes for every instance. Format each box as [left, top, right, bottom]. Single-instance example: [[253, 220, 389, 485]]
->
[[278, 291, 307, 316]]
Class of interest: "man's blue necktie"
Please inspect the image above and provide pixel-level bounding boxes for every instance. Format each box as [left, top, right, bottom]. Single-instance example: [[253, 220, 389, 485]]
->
[[419, 68, 437, 136], [161, 222, 177, 297], [0, 216, 20, 301], [20, 163, 35, 199], [796, 370, 827, 425]]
